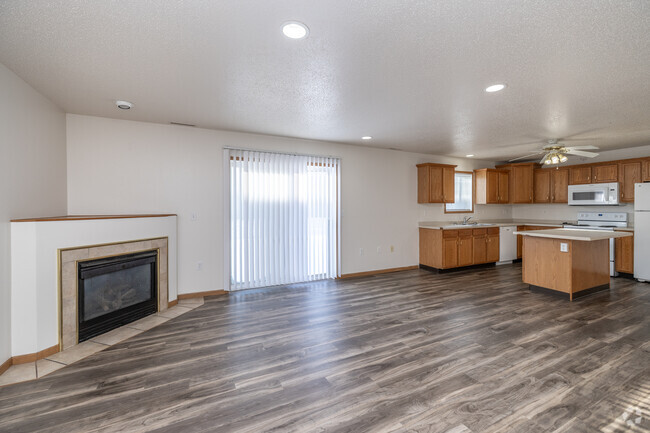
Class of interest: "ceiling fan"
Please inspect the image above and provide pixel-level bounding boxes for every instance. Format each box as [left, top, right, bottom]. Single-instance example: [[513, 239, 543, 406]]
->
[[508, 139, 599, 165]]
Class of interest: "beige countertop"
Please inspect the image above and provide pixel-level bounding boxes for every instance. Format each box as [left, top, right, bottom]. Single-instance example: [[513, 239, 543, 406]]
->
[[418, 219, 569, 230], [514, 228, 633, 241]]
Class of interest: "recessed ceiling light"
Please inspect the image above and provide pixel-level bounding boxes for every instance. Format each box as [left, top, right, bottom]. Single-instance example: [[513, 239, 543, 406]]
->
[[115, 100, 133, 110], [282, 21, 309, 39], [466, 154, 475, 157], [485, 84, 506, 93], [361, 136, 372, 140]]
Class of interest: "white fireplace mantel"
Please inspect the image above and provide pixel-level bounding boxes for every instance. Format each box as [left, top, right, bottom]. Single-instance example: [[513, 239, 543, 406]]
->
[[10, 215, 177, 357]]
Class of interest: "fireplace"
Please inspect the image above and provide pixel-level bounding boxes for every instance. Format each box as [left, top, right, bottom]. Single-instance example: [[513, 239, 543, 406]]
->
[[77, 250, 158, 342]]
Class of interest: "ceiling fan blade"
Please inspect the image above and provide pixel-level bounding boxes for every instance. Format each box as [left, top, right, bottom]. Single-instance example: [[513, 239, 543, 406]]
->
[[565, 145, 599, 150], [508, 152, 545, 162], [560, 137, 599, 142], [566, 150, 599, 158]]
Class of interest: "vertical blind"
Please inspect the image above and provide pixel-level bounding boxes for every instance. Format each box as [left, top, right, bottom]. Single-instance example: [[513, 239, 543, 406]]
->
[[224, 149, 340, 291]]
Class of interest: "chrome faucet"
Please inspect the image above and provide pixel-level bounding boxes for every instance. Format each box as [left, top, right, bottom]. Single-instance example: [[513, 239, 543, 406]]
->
[[462, 216, 472, 224]]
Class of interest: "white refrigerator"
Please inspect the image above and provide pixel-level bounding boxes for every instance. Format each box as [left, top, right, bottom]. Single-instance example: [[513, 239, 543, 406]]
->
[[634, 183, 650, 281]]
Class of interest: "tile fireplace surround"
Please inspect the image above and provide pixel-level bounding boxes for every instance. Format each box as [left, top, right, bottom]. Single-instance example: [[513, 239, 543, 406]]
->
[[59, 237, 169, 350], [8, 215, 178, 364]]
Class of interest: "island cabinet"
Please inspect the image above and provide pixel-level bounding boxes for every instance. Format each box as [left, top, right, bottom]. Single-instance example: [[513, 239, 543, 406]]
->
[[495, 163, 535, 203], [619, 160, 642, 203], [569, 166, 592, 185], [419, 227, 500, 270], [592, 163, 618, 183], [643, 158, 650, 182], [475, 169, 509, 204], [417, 163, 457, 203], [615, 233, 634, 274]]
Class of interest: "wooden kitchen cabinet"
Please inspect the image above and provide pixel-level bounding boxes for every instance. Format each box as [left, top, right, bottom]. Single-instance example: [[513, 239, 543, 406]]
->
[[615, 234, 634, 274], [570, 166, 592, 185], [495, 163, 534, 203], [475, 169, 509, 204], [533, 169, 551, 203], [643, 158, 650, 182], [417, 163, 457, 203], [458, 233, 473, 267], [419, 227, 500, 270], [516, 225, 562, 258], [472, 228, 487, 263], [550, 168, 569, 203], [443, 237, 458, 268], [486, 229, 500, 262], [619, 161, 642, 203], [592, 163, 618, 183]]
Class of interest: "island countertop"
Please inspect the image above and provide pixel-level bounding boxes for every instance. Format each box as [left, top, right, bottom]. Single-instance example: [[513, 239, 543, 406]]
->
[[514, 228, 633, 241]]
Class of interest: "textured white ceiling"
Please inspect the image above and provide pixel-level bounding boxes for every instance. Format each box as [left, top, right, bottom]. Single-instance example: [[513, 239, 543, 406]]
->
[[1, 0, 649, 161]]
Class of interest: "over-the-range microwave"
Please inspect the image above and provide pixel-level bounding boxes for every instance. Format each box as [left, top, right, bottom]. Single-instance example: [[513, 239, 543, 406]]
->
[[568, 183, 619, 206]]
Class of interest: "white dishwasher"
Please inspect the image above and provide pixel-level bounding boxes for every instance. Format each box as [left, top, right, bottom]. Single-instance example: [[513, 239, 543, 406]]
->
[[499, 226, 517, 262]]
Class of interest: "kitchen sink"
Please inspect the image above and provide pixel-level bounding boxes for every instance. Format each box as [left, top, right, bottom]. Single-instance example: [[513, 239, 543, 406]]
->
[[442, 222, 495, 229]]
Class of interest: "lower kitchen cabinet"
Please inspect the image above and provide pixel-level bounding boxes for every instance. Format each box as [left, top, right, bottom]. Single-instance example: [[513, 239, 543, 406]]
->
[[517, 225, 562, 259], [419, 227, 500, 270], [458, 231, 473, 266], [486, 232, 499, 262], [615, 234, 634, 274]]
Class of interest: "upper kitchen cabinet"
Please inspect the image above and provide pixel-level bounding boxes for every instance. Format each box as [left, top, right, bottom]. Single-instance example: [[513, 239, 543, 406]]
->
[[592, 163, 618, 183], [495, 163, 535, 203], [619, 160, 642, 203], [417, 163, 457, 203], [550, 168, 569, 203], [475, 169, 509, 204], [533, 169, 551, 203], [534, 167, 569, 203], [643, 158, 650, 182], [569, 165, 592, 184]]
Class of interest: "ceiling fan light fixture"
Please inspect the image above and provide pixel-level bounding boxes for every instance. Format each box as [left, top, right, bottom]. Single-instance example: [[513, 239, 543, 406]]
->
[[551, 154, 560, 164], [560, 154, 568, 163]]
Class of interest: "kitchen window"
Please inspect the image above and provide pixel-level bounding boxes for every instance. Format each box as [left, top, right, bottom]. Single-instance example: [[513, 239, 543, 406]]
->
[[445, 171, 474, 213]]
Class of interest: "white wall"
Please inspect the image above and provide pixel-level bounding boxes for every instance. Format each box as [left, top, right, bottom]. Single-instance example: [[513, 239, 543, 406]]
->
[[0, 62, 67, 363], [66, 114, 498, 293]]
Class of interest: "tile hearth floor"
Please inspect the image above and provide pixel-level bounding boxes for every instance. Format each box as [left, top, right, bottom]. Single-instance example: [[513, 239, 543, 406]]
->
[[0, 298, 204, 387]]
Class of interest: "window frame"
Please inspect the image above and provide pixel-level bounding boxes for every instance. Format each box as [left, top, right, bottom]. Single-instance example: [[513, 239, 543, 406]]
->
[[444, 171, 475, 214]]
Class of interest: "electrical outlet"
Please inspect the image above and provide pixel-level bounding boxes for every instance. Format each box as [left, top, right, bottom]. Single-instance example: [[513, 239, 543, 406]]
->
[[191, 212, 198, 221], [560, 243, 568, 252], [197, 261, 203, 270]]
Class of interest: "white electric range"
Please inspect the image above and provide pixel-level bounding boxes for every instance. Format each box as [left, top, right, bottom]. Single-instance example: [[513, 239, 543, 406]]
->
[[563, 212, 628, 277]]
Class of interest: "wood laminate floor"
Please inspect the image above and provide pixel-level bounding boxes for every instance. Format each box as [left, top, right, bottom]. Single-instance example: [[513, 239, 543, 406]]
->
[[0, 264, 649, 433]]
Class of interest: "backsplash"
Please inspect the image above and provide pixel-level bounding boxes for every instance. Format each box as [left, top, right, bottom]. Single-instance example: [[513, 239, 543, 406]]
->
[[419, 203, 512, 223], [511, 203, 635, 225], [419, 202, 635, 225]]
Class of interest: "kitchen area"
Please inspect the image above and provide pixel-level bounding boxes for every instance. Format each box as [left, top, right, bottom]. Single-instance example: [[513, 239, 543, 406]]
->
[[417, 155, 650, 299]]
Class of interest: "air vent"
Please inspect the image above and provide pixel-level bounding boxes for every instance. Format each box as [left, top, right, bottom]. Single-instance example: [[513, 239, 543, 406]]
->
[[169, 122, 196, 127]]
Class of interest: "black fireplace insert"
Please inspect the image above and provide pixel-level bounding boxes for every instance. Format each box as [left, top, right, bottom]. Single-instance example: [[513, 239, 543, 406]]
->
[[78, 250, 158, 342]]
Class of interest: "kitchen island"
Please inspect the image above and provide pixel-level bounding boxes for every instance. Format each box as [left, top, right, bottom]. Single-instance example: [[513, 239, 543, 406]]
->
[[515, 228, 633, 300]]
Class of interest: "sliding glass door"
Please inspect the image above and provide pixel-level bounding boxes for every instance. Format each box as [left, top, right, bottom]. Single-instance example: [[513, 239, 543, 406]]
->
[[225, 149, 340, 291]]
